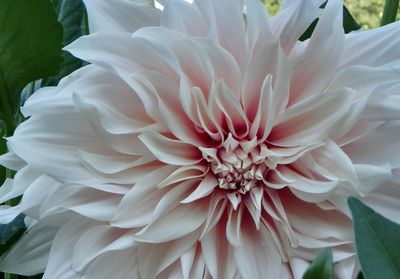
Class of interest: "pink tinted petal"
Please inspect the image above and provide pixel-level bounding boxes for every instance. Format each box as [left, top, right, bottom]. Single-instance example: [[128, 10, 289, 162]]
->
[[135, 201, 207, 243], [111, 166, 176, 228], [181, 174, 218, 203], [270, 0, 319, 54], [201, 222, 236, 279], [271, 88, 354, 146], [139, 132, 202, 165], [72, 225, 136, 272], [137, 232, 200, 278], [234, 223, 282, 279], [83, 249, 139, 279], [289, 0, 344, 103]]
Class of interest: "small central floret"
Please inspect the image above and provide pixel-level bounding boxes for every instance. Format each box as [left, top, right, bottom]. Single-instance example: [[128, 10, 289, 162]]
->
[[211, 147, 267, 194], [200, 134, 272, 195]]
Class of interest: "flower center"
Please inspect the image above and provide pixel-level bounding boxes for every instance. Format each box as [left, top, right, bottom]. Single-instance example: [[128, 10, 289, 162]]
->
[[201, 134, 271, 195]]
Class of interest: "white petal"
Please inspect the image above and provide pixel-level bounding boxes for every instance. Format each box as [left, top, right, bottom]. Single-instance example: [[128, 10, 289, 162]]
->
[[246, 0, 274, 52], [0, 222, 57, 276], [137, 232, 200, 278], [289, 258, 309, 279], [241, 41, 289, 121], [234, 224, 282, 279], [72, 225, 136, 272], [83, 249, 139, 279], [180, 246, 196, 279], [213, 80, 249, 138], [312, 140, 360, 192], [43, 217, 95, 279], [83, 0, 160, 33], [343, 120, 400, 168], [0, 167, 40, 204], [139, 132, 202, 165], [362, 178, 400, 224], [270, 0, 319, 54], [272, 88, 354, 146], [289, 0, 344, 103], [201, 223, 236, 279], [39, 184, 121, 222], [161, 0, 208, 36], [0, 151, 25, 171], [340, 21, 400, 68], [7, 114, 102, 184], [111, 165, 176, 228], [284, 196, 353, 240], [354, 163, 392, 194], [226, 205, 244, 246], [135, 201, 207, 243], [181, 174, 218, 203]]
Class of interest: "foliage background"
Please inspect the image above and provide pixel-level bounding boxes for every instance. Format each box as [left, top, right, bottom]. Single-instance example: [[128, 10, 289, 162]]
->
[[263, 0, 400, 29]]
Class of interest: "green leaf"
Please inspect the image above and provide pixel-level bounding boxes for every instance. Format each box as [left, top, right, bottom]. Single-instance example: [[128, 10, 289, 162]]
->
[[0, 214, 26, 257], [381, 0, 400, 26], [302, 248, 333, 279], [357, 272, 365, 279], [348, 197, 400, 279], [42, 0, 86, 86], [0, 0, 63, 135], [343, 5, 362, 33], [299, 3, 361, 41], [0, 119, 5, 185]]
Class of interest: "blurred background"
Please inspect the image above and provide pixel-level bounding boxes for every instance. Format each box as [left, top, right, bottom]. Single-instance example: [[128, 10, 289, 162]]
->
[[263, 0, 400, 29]]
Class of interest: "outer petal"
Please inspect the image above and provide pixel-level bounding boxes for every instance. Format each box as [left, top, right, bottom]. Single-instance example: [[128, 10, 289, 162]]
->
[[289, 0, 344, 103], [0, 222, 57, 276], [234, 221, 282, 279], [270, 0, 319, 54], [340, 21, 400, 68], [343, 121, 400, 168], [83, 0, 160, 33]]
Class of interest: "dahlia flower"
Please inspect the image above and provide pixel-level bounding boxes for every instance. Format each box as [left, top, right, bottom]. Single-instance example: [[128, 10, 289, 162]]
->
[[1, 0, 400, 278]]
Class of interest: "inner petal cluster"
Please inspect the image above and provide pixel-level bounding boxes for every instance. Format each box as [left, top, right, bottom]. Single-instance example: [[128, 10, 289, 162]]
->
[[201, 134, 275, 195]]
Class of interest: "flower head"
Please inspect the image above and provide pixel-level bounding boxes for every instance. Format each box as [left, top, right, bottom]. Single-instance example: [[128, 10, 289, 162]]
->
[[1, 0, 400, 278]]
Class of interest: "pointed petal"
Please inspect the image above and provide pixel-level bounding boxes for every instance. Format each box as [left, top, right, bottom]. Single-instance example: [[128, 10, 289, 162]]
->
[[83, 0, 160, 33], [272, 88, 354, 146], [139, 132, 202, 165], [0, 222, 57, 276]]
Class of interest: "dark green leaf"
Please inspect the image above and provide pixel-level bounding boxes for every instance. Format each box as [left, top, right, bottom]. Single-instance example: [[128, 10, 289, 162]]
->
[[343, 5, 362, 33], [0, 214, 26, 257], [381, 0, 400, 26], [357, 272, 365, 279], [348, 198, 400, 279], [42, 0, 86, 86], [302, 248, 333, 279], [0, 0, 63, 117], [299, 3, 361, 41], [0, 119, 5, 185]]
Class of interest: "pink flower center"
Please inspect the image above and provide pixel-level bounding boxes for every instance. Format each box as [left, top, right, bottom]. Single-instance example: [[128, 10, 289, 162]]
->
[[201, 134, 273, 195]]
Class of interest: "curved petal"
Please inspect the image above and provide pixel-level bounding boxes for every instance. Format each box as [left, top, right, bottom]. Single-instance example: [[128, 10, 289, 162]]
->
[[340, 21, 400, 68], [0, 222, 57, 276], [271, 88, 354, 146], [83, 0, 160, 33], [139, 132, 202, 165]]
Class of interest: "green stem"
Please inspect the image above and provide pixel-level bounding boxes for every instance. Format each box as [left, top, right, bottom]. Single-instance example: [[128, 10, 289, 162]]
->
[[4, 273, 17, 279], [82, 9, 89, 35], [381, 0, 400, 26], [0, 73, 16, 137]]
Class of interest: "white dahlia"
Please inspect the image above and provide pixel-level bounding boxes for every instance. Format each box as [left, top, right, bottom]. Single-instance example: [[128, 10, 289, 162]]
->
[[1, 0, 400, 278]]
